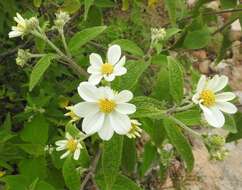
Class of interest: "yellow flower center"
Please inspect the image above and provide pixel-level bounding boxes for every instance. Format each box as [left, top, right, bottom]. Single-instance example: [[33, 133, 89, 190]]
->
[[67, 139, 77, 152], [101, 63, 114, 75], [200, 90, 216, 107], [99, 99, 116, 113]]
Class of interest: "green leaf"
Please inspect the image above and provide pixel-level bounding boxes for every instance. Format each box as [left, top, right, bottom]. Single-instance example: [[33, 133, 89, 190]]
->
[[112, 174, 142, 190], [174, 109, 201, 126], [164, 28, 181, 41], [95, 0, 115, 8], [163, 118, 194, 171], [111, 39, 144, 57], [0, 175, 31, 190], [223, 115, 237, 134], [29, 54, 55, 91], [183, 28, 211, 49], [0, 130, 15, 143], [140, 142, 158, 176], [33, 0, 42, 7], [63, 157, 81, 190], [20, 114, 49, 144], [68, 26, 107, 53], [18, 144, 45, 156], [122, 137, 137, 174], [216, 30, 231, 64], [112, 60, 149, 91], [61, 0, 81, 13], [18, 158, 47, 181], [34, 180, 56, 190], [220, 0, 237, 8], [167, 57, 184, 104], [164, 0, 177, 26], [84, 0, 94, 20], [226, 112, 242, 142], [131, 96, 165, 119], [102, 135, 123, 190], [1, 113, 11, 131]]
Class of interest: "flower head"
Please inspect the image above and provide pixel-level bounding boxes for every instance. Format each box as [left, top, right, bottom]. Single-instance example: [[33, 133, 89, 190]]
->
[[126, 119, 142, 139], [16, 49, 31, 67], [192, 75, 237, 128], [54, 11, 70, 31], [151, 27, 166, 43], [55, 133, 83, 160], [87, 45, 127, 85], [65, 106, 80, 123], [9, 13, 38, 38], [72, 82, 136, 140]]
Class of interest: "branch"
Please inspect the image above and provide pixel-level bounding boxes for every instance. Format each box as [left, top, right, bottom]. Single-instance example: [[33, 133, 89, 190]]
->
[[80, 149, 101, 190]]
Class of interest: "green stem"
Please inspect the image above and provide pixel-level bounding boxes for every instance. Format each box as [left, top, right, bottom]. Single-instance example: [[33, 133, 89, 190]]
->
[[60, 29, 71, 57], [168, 115, 202, 138], [175, 102, 195, 112]]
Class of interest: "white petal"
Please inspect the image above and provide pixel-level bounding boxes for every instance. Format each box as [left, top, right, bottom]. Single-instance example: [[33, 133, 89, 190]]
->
[[73, 149, 81, 160], [215, 92, 236, 102], [87, 66, 101, 74], [89, 53, 103, 67], [113, 66, 127, 76], [107, 44, 121, 65], [192, 93, 200, 104], [60, 151, 70, 159], [216, 102, 237, 114], [115, 56, 126, 67], [207, 75, 219, 90], [88, 74, 103, 85], [115, 103, 136, 114], [200, 104, 225, 128], [196, 75, 206, 93], [104, 74, 115, 82], [55, 140, 67, 146], [72, 102, 98, 117], [77, 82, 99, 102], [98, 86, 115, 99], [114, 90, 133, 103], [65, 132, 72, 140], [8, 31, 22, 38], [98, 116, 114, 141], [212, 75, 228, 92], [109, 111, 131, 134], [82, 112, 104, 135], [56, 146, 66, 151]]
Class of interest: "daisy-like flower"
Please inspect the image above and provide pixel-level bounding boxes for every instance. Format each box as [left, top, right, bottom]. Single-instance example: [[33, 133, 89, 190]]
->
[[9, 13, 38, 38], [126, 119, 142, 139], [72, 82, 136, 140], [87, 45, 127, 85], [55, 133, 83, 160], [192, 75, 237, 128]]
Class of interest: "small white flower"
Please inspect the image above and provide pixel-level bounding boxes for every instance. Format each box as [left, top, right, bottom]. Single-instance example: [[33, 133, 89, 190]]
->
[[151, 27, 166, 43], [126, 119, 142, 139], [72, 82, 136, 141], [192, 75, 237, 128], [87, 44, 127, 85], [54, 11, 70, 31], [55, 133, 83, 160], [9, 13, 38, 38], [16, 49, 31, 67]]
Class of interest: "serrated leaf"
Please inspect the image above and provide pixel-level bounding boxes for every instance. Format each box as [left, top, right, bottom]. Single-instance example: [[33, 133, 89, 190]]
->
[[174, 109, 201, 126], [140, 142, 158, 176], [112, 60, 149, 91], [68, 26, 107, 53], [167, 57, 184, 104], [61, 0, 81, 13], [122, 137, 137, 174], [84, 0, 94, 20], [111, 39, 144, 57], [29, 54, 55, 91], [183, 29, 211, 49], [102, 135, 123, 190], [20, 114, 49, 144], [63, 157, 81, 190], [131, 96, 165, 119], [163, 118, 194, 171]]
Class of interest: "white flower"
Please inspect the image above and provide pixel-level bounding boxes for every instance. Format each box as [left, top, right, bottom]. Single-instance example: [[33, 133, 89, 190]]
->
[[55, 133, 83, 160], [64, 105, 80, 123], [126, 119, 142, 139], [72, 82, 136, 140], [151, 27, 166, 43], [54, 11, 70, 31], [9, 13, 38, 38], [192, 75, 237, 128], [87, 45, 127, 85]]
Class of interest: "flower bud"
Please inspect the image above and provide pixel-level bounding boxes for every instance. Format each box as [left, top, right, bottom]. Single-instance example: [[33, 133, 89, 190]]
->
[[126, 119, 142, 139], [65, 106, 80, 123], [16, 49, 31, 67], [151, 27, 166, 43], [54, 11, 70, 31]]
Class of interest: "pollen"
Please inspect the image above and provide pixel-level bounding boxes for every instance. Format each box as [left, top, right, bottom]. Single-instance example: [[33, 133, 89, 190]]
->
[[67, 139, 77, 152], [101, 63, 114, 75], [200, 90, 216, 107], [99, 99, 116, 113]]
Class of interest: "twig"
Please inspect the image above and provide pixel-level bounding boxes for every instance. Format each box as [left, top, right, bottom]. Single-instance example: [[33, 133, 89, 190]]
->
[[212, 17, 238, 35], [80, 149, 101, 190]]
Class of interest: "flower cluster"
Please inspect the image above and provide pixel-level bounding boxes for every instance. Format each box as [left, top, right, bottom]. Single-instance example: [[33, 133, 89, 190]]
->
[[54, 11, 70, 32], [16, 49, 31, 67], [151, 27, 166, 44], [193, 75, 237, 128], [8, 13, 39, 38]]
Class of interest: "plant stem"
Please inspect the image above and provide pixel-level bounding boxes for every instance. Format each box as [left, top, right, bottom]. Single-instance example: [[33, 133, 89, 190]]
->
[[60, 29, 71, 57], [175, 102, 195, 112], [80, 149, 101, 190], [168, 115, 202, 138], [212, 16, 238, 35]]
